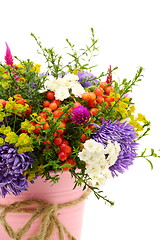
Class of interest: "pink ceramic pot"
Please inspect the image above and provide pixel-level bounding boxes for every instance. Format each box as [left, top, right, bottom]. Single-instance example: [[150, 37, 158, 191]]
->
[[0, 171, 86, 240]]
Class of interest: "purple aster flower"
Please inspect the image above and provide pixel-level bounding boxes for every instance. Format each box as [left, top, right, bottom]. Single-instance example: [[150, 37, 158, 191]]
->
[[71, 106, 90, 125], [92, 120, 138, 177], [78, 71, 99, 87], [0, 143, 34, 197]]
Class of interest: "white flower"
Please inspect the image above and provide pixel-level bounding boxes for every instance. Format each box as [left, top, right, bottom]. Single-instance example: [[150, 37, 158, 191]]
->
[[63, 73, 79, 82], [39, 73, 85, 100], [54, 86, 70, 101], [78, 139, 121, 186], [78, 149, 92, 162], [105, 140, 121, 167], [71, 82, 85, 97], [83, 139, 105, 153]]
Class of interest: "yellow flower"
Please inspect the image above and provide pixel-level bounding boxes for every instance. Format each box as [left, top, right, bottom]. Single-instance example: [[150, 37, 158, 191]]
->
[[18, 146, 33, 154], [0, 126, 11, 135], [5, 132, 18, 144], [21, 120, 35, 133], [35, 64, 41, 72], [0, 137, 4, 146], [16, 133, 32, 147], [136, 113, 147, 123], [128, 105, 135, 115], [0, 112, 5, 122], [16, 64, 24, 69], [129, 120, 143, 132]]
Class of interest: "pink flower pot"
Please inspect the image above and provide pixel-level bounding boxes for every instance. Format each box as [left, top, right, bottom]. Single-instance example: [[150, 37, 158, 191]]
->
[[0, 171, 87, 240]]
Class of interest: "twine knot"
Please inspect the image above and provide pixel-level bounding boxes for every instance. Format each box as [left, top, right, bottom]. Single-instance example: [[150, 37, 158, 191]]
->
[[0, 188, 90, 240]]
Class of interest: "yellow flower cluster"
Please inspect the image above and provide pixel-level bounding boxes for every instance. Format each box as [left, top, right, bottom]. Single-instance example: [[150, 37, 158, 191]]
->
[[16, 63, 41, 73], [115, 97, 130, 118], [0, 126, 18, 146], [129, 112, 149, 133], [111, 95, 130, 119], [21, 120, 35, 133], [110, 94, 149, 134], [5, 97, 28, 115], [0, 125, 33, 153], [5, 132, 18, 144], [15, 133, 33, 153]]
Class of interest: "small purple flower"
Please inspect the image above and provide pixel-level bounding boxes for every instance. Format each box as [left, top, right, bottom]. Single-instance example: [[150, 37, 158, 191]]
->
[[92, 120, 138, 176], [0, 143, 34, 197], [78, 71, 99, 87], [71, 106, 90, 125]]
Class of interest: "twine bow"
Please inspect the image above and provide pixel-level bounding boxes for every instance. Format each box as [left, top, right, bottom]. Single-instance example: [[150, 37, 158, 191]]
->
[[0, 188, 90, 240]]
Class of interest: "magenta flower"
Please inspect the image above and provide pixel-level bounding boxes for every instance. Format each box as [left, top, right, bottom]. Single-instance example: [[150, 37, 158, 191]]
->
[[71, 106, 90, 125], [106, 65, 112, 84], [4, 42, 14, 66]]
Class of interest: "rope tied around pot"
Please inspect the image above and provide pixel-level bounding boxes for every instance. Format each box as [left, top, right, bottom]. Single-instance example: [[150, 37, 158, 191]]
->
[[0, 188, 90, 240]]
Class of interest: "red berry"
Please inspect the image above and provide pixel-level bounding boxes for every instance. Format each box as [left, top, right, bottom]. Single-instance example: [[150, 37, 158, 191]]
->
[[58, 152, 68, 161], [54, 136, 63, 145], [0, 99, 6, 107], [43, 100, 50, 108], [46, 91, 55, 100], [33, 123, 41, 133], [60, 144, 72, 155]]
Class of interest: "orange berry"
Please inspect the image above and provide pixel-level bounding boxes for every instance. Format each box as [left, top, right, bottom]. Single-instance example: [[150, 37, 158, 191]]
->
[[104, 96, 114, 104], [90, 108, 98, 116], [88, 99, 97, 108], [100, 82, 107, 89], [89, 92, 96, 100], [49, 102, 58, 111], [73, 102, 81, 108], [43, 100, 50, 108], [94, 87, 104, 96], [96, 96, 104, 105], [53, 110, 64, 118], [80, 134, 90, 142], [105, 86, 114, 95], [43, 122, 50, 130], [51, 99, 61, 107], [82, 92, 90, 101]]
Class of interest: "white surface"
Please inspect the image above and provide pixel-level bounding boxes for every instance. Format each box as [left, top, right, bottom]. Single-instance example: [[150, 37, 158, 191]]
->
[[1, 1, 160, 239]]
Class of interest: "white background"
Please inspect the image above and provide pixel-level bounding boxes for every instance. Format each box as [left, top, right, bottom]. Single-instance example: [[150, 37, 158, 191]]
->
[[1, 0, 160, 239]]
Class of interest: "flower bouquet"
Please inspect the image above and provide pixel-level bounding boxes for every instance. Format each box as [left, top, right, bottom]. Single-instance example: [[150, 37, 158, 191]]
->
[[0, 29, 158, 239]]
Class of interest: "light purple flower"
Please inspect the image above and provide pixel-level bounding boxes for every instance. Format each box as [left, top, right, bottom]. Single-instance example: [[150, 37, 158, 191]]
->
[[78, 71, 99, 87], [92, 120, 138, 176], [71, 106, 90, 125], [0, 143, 34, 197]]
